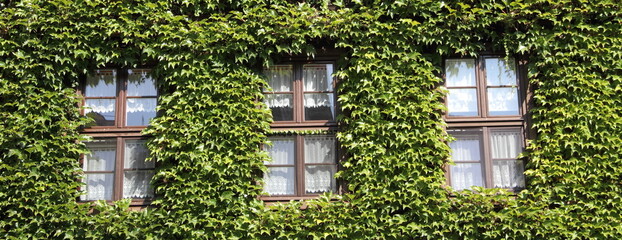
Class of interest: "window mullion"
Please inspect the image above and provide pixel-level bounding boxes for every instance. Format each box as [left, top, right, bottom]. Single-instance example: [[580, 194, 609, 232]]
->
[[296, 135, 305, 196], [478, 57, 488, 118], [482, 127, 493, 188], [114, 136, 124, 201]]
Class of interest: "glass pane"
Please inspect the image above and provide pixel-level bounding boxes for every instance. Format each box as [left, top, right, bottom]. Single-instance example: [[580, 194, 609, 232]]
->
[[447, 88, 478, 116], [124, 139, 154, 169], [84, 99, 116, 126], [449, 133, 482, 162], [127, 69, 157, 96], [263, 167, 295, 195], [493, 160, 525, 189], [85, 69, 116, 97], [264, 94, 293, 121], [81, 173, 114, 201], [123, 170, 155, 199], [490, 129, 522, 159], [305, 165, 337, 194], [303, 64, 334, 91], [304, 93, 334, 121], [126, 98, 157, 126], [84, 140, 116, 171], [304, 135, 335, 164], [485, 58, 517, 86], [450, 163, 484, 190], [264, 65, 293, 92], [446, 59, 476, 87], [265, 137, 295, 165], [487, 87, 519, 116]]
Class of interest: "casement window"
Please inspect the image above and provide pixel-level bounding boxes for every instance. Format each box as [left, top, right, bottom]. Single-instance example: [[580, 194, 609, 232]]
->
[[79, 69, 157, 202], [445, 57, 527, 191], [262, 61, 339, 199]]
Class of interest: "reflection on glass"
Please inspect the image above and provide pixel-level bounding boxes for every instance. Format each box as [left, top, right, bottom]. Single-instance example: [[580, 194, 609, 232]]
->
[[264, 167, 295, 195], [493, 160, 525, 189], [304, 93, 334, 120], [450, 163, 484, 190], [449, 134, 482, 162], [85, 69, 117, 97], [85, 99, 116, 126], [303, 64, 333, 91], [123, 170, 154, 199], [265, 137, 295, 165], [84, 140, 116, 171], [124, 139, 154, 169], [126, 98, 157, 126], [486, 58, 517, 86], [487, 88, 519, 116], [446, 59, 476, 87], [81, 173, 114, 201], [264, 94, 293, 121], [305, 165, 336, 194], [447, 89, 478, 116], [490, 129, 522, 159], [264, 65, 293, 92], [127, 69, 157, 96], [304, 135, 335, 164]]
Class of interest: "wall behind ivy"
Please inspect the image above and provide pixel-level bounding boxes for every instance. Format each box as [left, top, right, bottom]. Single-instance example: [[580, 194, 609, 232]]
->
[[1, 0, 621, 239]]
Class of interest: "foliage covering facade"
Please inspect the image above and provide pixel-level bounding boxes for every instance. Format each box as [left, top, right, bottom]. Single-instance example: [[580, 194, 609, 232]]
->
[[1, 0, 621, 239]]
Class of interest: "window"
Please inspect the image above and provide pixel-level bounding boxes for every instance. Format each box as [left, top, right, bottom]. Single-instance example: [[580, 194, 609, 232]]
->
[[80, 69, 157, 202], [262, 61, 339, 199], [444, 57, 526, 191]]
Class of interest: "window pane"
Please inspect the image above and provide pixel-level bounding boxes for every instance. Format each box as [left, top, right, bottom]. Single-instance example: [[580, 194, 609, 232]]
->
[[447, 88, 478, 116], [264, 94, 293, 121], [126, 98, 157, 126], [85, 69, 116, 97], [485, 58, 517, 86], [304, 135, 335, 164], [264, 65, 293, 92], [305, 165, 336, 194], [493, 160, 525, 189], [124, 139, 154, 169], [446, 59, 476, 87], [265, 137, 295, 165], [449, 133, 482, 162], [487, 87, 519, 116], [123, 170, 155, 199], [450, 163, 484, 190], [84, 99, 116, 126], [84, 140, 116, 171], [304, 93, 334, 120], [303, 64, 334, 91], [264, 167, 295, 195], [81, 173, 114, 201], [490, 129, 522, 159], [127, 69, 157, 96]]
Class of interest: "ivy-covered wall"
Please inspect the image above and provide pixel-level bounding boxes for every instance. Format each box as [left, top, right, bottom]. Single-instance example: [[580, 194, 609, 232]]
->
[[1, 0, 621, 239]]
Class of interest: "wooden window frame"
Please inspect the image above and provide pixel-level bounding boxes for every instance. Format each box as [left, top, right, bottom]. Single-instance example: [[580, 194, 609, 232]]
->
[[261, 57, 341, 201], [444, 55, 529, 191], [78, 68, 156, 205]]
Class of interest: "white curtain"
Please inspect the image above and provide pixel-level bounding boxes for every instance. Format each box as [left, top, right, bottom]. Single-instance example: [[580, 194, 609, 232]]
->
[[303, 64, 333, 91], [84, 99, 115, 116], [449, 135, 481, 161], [124, 140, 153, 169], [84, 143, 116, 171], [304, 135, 335, 164], [445, 59, 476, 87], [127, 69, 157, 96], [264, 94, 292, 108], [490, 129, 524, 188], [85, 69, 116, 97], [450, 164, 483, 190], [265, 137, 295, 165], [123, 170, 155, 199], [264, 167, 295, 195], [305, 166, 336, 193], [81, 173, 114, 201], [264, 65, 292, 92]]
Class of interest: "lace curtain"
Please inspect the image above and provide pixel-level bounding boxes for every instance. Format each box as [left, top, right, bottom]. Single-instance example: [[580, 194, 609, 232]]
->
[[127, 69, 157, 96], [82, 142, 115, 200], [303, 64, 333, 91], [126, 98, 157, 126], [490, 130, 525, 188], [304, 135, 336, 193], [85, 69, 116, 97], [449, 134, 483, 190], [264, 137, 295, 195], [123, 140, 154, 198], [264, 65, 292, 92]]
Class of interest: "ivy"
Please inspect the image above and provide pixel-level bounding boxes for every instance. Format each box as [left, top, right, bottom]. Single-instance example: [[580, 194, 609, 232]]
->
[[1, 0, 622, 239]]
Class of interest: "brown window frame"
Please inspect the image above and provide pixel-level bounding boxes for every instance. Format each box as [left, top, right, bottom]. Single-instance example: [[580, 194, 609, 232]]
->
[[78, 68, 157, 205], [444, 55, 529, 191], [261, 57, 341, 201]]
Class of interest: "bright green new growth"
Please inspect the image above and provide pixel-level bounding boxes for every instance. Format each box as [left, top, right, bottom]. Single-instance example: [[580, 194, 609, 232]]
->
[[1, 0, 621, 239]]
